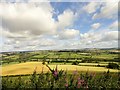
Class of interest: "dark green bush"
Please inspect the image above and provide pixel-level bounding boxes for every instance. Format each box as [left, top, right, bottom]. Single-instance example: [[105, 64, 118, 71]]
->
[[72, 61, 79, 65], [42, 61, 45, 65], [97, 64, 100, 67], [106, 63, 119, 69]]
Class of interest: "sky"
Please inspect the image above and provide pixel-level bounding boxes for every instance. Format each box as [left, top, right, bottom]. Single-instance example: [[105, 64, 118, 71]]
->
[[0, 0, 119, 52]]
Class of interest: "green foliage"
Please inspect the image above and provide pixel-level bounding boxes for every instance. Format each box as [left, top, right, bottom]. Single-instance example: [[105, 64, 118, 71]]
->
[[72, 61, 79, 65], [2, 50, 119, 66], [106, 63, 119, 69], [42, 61, 45, 65], [30, 67, 38, 88], [97, 64, 100, 67], [2, 69, 120, 89]]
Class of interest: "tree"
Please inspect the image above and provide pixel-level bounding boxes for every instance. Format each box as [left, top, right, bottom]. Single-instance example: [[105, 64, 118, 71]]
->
[[106, 63, 119, 69]]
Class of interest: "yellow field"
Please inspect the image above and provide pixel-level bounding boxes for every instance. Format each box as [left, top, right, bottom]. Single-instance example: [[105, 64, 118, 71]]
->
[[1, 62, 119, 76], [79, 63, 108, 66]]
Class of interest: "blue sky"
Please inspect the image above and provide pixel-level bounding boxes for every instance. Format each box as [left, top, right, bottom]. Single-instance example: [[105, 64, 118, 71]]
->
[[51, 2, 117, 33], [0, 1, 119, 52]]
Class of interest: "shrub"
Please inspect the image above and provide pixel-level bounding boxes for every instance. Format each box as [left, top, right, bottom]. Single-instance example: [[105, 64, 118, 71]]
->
[[106, 63, 119, 69], [42, 61, 45, 65], [72, 61, 79, 65], [80, 60, 86, 63], [97, 64, 100, 67]]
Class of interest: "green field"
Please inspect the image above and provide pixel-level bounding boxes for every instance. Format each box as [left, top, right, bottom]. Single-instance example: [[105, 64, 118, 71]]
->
[[1, 49, 120, 89], [1, 49, 120, 76]]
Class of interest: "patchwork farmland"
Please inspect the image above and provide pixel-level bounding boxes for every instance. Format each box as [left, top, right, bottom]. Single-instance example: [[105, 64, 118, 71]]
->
[[1, 49, 120, 89]]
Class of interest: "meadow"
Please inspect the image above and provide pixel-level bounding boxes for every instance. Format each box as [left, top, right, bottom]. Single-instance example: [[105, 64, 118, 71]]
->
[[2, 62, 119, 76], [1, 49, 120, 89]]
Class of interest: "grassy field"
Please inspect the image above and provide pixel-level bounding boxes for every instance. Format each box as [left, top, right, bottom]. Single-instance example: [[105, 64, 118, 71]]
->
[[1, 50, 120, 89], [92, 53, 118, 59], [2, 62, 119, 76]]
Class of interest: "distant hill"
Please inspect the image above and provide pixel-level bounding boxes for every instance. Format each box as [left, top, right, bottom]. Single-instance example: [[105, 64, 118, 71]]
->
[[1, 47, 120, 53]]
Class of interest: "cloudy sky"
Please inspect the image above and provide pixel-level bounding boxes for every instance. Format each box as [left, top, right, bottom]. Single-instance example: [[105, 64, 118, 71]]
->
[[0, 0, 119, 52]]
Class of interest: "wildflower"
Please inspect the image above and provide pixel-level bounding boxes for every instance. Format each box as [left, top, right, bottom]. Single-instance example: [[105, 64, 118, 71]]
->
[[77, 77, 87, 88], [53, 70, 58, 77], [65, 83, 68, 88], [64, 78, 68, 88], [46, 64, 59, 79], [77, 78, 81, 88], [73, 70, 78, 75], [53, 65, 58, 77]]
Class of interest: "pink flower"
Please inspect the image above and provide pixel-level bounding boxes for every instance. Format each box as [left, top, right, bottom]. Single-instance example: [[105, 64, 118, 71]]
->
[[53, 70, 58, 77], [77, 78, 86, 88], [64, 78, 68, 88], [77, 78, 81, 88], [65, 83, 68, 87], [81, 80, 85, 83], [78, 82, 81, 84], [53, 65, 58, 78], [73, 70, 78, 75], [78, 77, 80, 80]]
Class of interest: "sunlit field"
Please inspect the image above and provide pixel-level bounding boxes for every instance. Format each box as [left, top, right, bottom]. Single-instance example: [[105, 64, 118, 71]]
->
[[2, 62, 119, 76]]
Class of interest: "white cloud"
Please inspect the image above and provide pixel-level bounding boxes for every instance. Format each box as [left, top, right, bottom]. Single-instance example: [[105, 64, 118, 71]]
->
[[91, 23, 101, 30], [2, 29, 29, 39], [109, 20, 118, 30], [0, 2, 119, 52], [0, 3, 77, 37], [0, 0, 50, 3], [39, 38, 56, 46], [92, 2, 118, 19], [58, 29, 80, 39], [100, 31, 119, 41], [80, 32, 100, 44], [83, 2, 101, 14], [57, 9, 76, 30], [1, 3, 56, 36], [29, 0, 49, 2], [0, 2, 80, 52], [80, 30, 119, 44]]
